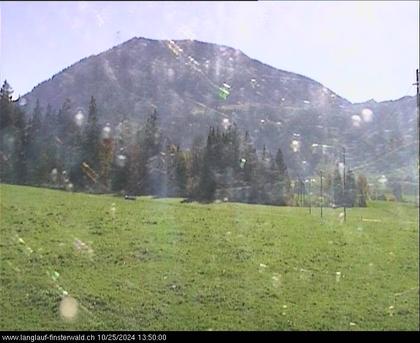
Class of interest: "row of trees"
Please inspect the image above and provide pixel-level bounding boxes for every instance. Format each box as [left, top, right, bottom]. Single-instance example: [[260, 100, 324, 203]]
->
[[323, 167, 368, 207], [0, 81, 292, 204], [0, 80, 369, 206]]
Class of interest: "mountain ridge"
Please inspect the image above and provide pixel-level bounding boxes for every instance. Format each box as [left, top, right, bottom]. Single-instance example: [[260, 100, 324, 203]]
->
[[18, 36, 418, 178], [23, 36, 414, 105]]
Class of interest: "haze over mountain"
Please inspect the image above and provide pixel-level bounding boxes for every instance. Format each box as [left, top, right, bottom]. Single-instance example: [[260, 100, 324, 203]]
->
[[20, 37, 418, 179]]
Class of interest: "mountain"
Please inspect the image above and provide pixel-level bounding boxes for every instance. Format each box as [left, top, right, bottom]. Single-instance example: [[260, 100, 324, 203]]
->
[[19, 36, 418, 179]]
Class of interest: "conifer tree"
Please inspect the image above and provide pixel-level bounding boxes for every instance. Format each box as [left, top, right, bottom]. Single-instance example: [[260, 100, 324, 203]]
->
[[356, 174, 369, 207], [332, 166, 343, 206], [0, 80, 14, 130], [83, 96, 101, 171], [175, 148, 187, 197], [0, 81, 15, 181], [242, 131, 257, 185], [197, 129, 217, 201], [27, 99, 43, 183], [344, 169, 357, 207], [38, 104, 59, 184], [143, 108, 161, 158], [110, 119, 131, 193], [13, 105, 28, 184], [274, 147, 292, 204]]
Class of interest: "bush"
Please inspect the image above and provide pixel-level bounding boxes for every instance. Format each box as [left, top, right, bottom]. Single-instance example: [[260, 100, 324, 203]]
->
[[376, 194, 387, 201]]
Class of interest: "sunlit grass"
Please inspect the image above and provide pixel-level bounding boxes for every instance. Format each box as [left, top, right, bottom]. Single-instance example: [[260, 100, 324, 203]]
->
[[0, 184, 418, 330]]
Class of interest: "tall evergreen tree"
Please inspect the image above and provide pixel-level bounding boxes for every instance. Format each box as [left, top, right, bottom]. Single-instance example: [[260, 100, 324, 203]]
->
[[110, 119, 131, 193], [56, 98, 72, 141], [143, 108, 161, 158], [98, 128, 114, 190], [0, 80, 14, 130], [55, 98, 85, 189], [274, 147, 292, 204], [356, 174, 369, 207], [38, 104, 59, 184], [54, 98, 74, 175], [275, 148, 288, 179], [141, 108, 163, 195], [187, 135, 204, 197], [197, 129, 217, 201], [175, 148, 187, 197], [332, 166, 343, 206], [27, 99, 43, 183], [13, 105, 29, 184], [83, 96, 101, 171], [127, 127, 148, 195], [242, 131, 257, 185], [0, 80, 15, 182], [198, 152, 216, 201], [344, 169, 357, 207]]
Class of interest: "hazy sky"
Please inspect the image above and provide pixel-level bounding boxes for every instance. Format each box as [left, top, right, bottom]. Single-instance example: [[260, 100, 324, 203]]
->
[[1, 1, 418, 103]]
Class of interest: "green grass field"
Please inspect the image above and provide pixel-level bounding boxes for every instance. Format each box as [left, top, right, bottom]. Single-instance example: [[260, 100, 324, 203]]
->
[[0, 184, 418, 331]]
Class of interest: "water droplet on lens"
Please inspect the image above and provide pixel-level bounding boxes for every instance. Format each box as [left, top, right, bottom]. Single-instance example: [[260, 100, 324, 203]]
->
[[378, 175, 387, 184], [351, 115, 361, 127], [51, 168, 58, 182], [338, 162, 345, 179], [74, 111, 84, 126], [222, 118, 230, 130], [102, 125, 112, 139], [335, 271, 341, 282], [361, 108, 373, 122], [290, 140, 300, 153], [115, 154, 127, 167], [59, 296, 78, 321]]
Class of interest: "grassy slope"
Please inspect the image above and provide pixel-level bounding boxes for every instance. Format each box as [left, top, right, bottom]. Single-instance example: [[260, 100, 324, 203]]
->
[[0, 184, 418, 330]]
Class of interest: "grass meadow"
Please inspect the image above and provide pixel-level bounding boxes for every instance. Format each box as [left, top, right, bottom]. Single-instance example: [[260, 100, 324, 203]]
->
[[0, 184, 418, 330]]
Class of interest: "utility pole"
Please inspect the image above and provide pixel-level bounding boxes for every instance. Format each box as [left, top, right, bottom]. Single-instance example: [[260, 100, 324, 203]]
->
[[320, 171, 323, 219], [308, 178, 312, 214], [302, 179, 305, 207], [297, 178, 301, 206], [299, 178, 303, 207], [416, 69, 419, 161], [342, 147, 346, 223], [416, 69, 419, 207], [416, 69, 419, 119]]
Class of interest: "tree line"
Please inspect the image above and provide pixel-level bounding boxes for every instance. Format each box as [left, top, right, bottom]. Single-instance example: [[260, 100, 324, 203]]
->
[[0, 80, 369, 206]]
